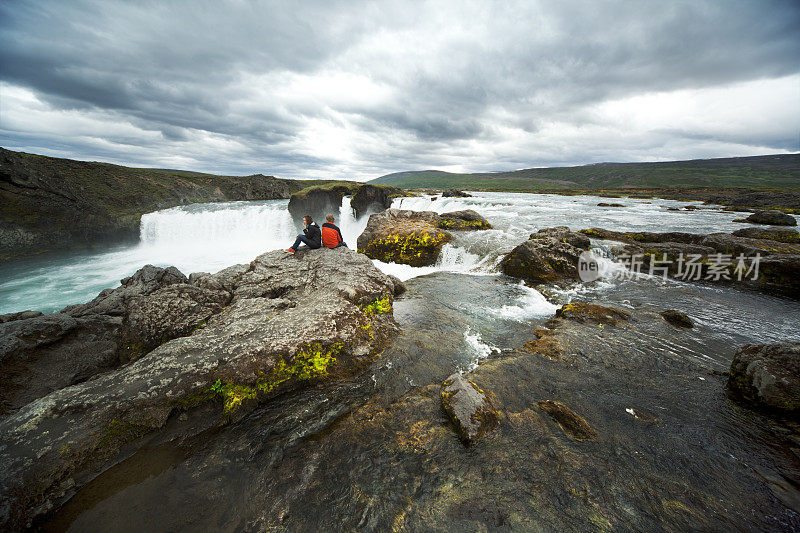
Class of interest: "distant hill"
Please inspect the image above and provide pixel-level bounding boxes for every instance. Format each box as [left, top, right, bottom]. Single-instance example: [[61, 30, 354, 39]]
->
[[369, 154, 800, 190]]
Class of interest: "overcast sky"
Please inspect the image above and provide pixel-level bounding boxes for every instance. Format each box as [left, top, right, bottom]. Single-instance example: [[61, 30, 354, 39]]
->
[[1, 0, 798, 180]]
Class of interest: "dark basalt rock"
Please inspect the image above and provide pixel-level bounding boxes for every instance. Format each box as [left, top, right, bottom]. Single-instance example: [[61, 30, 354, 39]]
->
[[531, 226, 590, 250], [729, 341, 800, 411], [288, 184, 356, 225], [732, 227, 799, 242], [555, 302, 630, 326], [0, 310, 44, 323], [597, 202, 625, 207], [660, 309, 694, 328], [500, 229, 587, 284], [0, 248, 399, 529], [350, 184, 395, 218], [442, 189, 472, 198], [744, 210, 797, 226], [288, 183, 406, 225], [440, 373, 499, 445]]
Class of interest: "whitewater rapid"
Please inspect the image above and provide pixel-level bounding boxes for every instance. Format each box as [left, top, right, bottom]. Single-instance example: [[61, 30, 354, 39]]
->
[[0, 191, 767, 315]]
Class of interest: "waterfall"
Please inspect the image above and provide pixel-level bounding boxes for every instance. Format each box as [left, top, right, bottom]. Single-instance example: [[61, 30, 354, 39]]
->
[[139, 200, 295, 251]]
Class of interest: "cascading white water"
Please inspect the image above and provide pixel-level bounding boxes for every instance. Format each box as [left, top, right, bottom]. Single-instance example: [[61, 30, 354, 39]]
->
[[140, 200, 295, 250]]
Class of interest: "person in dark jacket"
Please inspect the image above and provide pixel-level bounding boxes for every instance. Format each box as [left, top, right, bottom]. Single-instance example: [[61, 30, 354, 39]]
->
[[285, 215, 321, 254], [321, 214, 347, 248]]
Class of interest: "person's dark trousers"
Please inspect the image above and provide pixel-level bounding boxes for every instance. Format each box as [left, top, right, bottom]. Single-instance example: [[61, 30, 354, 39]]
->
[[292, 235, 321, 250]]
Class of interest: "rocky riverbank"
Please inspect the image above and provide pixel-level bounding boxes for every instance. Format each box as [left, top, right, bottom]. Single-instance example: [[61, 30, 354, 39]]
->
[[0, 247, 400, 529]]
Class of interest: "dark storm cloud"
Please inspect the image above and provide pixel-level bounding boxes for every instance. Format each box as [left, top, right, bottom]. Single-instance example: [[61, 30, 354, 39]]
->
[[1, 0, 798, 178]]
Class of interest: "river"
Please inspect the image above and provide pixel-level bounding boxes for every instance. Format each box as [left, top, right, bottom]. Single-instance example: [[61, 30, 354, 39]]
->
[[4, 192, 800, 530]]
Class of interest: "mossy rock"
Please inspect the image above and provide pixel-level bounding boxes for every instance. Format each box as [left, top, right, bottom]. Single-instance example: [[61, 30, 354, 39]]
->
[[555, 303, 630, 326], [538, 400, 597, 440]]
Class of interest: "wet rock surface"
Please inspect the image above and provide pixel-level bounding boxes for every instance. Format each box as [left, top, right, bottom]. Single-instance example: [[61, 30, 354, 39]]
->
[[357, 209, 453, 266], [500, 228, 589, 284], [582, 227, 800, 297], [660, 309, 694, 328], [0, 248, 399, 529], [744, 210, 798, 226], [30, 270, 800, 532], [440, 373, 500, 445], [729, 341, 800, 411], [732, 226, 800, 242]]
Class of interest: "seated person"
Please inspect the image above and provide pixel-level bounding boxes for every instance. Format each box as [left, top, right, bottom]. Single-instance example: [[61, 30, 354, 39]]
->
[[285, 215, 321, 254], [321, 214, 347, 248]]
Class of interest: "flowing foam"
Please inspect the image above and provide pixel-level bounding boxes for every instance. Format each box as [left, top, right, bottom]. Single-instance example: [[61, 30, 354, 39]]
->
[[462, 327, 499, 373], [488, 282, 558, 321]]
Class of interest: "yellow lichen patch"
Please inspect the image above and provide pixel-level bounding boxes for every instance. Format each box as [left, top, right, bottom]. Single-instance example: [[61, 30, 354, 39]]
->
[[257, 342, 342, 394], [360, 295, 392, 317], [361, 230, 452, 266], [209, 343, 343, 415]]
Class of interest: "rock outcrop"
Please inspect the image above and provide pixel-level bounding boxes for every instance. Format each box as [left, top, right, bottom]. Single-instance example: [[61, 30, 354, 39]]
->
[[288, 183, 406, 224], [442, 189, 472, 198], [742, 210, 797, 226], [0, 148, 299, 260], [500, 227, 589, 284], [0, 247, 399, 529], [732, 227, 799, 242], [350, 184, 399, 218], [358, 210, 452, 267], [357, 208, 492, 266], [581, 227, 800, 297], [660, 309, 694, 328], [440, 373, 499, 445], [729, 341, 800, 411]]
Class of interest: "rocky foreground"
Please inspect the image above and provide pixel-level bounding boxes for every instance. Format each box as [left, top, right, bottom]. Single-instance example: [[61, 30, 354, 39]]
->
[[1, 218, 800, 530], [0, 247, 401, 529]]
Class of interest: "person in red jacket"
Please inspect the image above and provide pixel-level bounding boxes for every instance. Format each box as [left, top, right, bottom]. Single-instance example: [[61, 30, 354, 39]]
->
[[321, 214, 347, 248]]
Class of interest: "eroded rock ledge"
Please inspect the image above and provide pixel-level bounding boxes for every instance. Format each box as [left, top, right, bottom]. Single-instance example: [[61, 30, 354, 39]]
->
[[0, 247, 400, 529]]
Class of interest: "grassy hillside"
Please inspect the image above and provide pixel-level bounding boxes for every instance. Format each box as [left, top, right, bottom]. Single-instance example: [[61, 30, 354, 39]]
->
[[370, 154, 800, 190]]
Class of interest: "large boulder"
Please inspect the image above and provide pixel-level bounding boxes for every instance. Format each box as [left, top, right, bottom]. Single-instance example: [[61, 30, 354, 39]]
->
[[729, 341, 800, 410], [442, 189, 471, 198], [743, 210, 797, 226], [500, 228, 588, 284], [438, 209, 492, 230], [357, 209, 453, 267], [440, 373, 499, 445], [0, 247, 399, 529], [531, 226, 589, 249]]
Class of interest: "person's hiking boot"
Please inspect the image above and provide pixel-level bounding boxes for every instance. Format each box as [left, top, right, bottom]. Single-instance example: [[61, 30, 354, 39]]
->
[[284, 248, 295, 254]]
